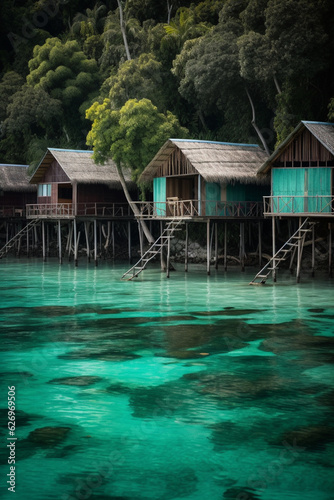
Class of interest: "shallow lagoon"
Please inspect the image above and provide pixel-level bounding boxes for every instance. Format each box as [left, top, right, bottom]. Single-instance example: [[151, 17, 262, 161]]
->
[[0, 259, 334, 500]]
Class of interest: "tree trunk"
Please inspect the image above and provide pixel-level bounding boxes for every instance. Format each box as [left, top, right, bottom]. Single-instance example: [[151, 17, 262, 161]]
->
[[245, 87, 270, 155], [116, 164, 155, 244], [117, 0, 131, 61], [167, 1, 173, 24]]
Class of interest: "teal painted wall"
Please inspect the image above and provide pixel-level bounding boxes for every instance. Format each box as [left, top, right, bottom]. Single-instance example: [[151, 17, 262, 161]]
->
[[205, 182, 221, 215], [153, 177, 166, 216], [272, 168, 331, 213]]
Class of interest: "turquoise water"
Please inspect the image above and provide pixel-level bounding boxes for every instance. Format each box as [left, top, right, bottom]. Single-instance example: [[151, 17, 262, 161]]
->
[[0, 259, 334, 500]]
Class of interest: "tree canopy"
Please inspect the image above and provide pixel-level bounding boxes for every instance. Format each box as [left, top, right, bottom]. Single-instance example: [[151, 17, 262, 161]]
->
[[0, 0, 333, 171]]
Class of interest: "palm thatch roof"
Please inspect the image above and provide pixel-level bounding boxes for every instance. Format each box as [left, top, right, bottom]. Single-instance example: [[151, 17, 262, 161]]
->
[[139, 139, 269, 185], [0, 164, 36, 192], [30, 148, 136, 189], [258, 121, 334, 174]]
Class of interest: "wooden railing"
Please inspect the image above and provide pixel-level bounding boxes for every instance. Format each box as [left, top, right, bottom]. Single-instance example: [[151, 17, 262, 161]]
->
[[264, 196, 334, 215], [26, 203, 132, 219], [132, 200, 263, 218]]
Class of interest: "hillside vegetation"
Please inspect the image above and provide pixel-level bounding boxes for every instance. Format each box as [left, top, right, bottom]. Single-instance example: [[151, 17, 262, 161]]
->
[[1, 0, 333, 177]]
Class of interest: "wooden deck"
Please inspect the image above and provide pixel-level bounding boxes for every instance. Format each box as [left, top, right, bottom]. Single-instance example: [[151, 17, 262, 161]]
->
[[0, 206, 26, 218], [132, 200, 263, 219], [26, 203, 133, 219], [264, 196, 334, 217]]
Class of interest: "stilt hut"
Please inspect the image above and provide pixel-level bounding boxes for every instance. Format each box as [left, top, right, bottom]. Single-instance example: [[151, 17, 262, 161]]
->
[[27, 148, 136, 218], [250, 121, 334, 284], [259, 121, 334, 216], [0, 164, 36, 218], [138, 139, 269, 218]]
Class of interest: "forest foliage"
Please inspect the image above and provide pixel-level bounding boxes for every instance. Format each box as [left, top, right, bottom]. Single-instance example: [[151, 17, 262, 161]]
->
[[0, 0, 333, 178]]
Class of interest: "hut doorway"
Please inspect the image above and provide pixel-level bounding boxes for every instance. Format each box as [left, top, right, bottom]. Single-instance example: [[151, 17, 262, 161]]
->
[[166, 175, 198, 215], [58, 184, 72, 204]]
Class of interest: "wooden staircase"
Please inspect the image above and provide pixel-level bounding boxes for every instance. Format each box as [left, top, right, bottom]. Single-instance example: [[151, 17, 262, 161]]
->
[[249, 218, 316, 285], [0, 219, 40, 259], [121, 219, 184, 280]]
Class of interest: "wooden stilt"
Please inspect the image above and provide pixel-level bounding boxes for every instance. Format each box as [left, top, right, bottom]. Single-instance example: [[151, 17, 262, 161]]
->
[[84, 222, 90, 262], [112, 221, 115, 258], [46, 223, 50, 257], [272, 217, 276, 282], [99, 222, 102, 253], [160, 221, 164, 270], [73, 219, 78, 266], [311, 223, 315, 277], [128, 220, 132, 263], [296, 217, 302, 283], [66, 222, 73, 259], [58, 220, 62, 264], [240, 222, 245, 272], [138, 222, 143, 258], [207, 219, 210, 275], [224, 222, 227, 271], [166, 231, 171, 278], [42, 221, 46, 262], [185, 222, 188, 272], [258, 221, 262, 267], [94, 219, 98, 266], [26, 224, 29, 257], [329, 223, 332, 278], [214, 222, 218, 270]]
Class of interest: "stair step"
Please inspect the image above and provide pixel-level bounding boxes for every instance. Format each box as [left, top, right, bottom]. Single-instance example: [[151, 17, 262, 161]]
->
[[256, 274, 269, 279]]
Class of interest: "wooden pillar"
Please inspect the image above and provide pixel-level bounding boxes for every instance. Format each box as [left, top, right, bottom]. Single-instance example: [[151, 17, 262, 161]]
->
[[214, 222, 218, 270], [58, 220, 62, 264], [272, 216, 277, 282], [84, 222, 90, 262], [112, 221, 115, 258], [329, 223, 332, 278], [207, 219, 210, 275], [73, 182, 78, 216], [296, 217, 302, 283], [42, 221, 46, 262], [94, 219, 98, 266], [185, 222, 188, 272], [138, 222, 143, 258], [73, 219, 78, 266], [224, 222, 227, 271], [160, 221, 164, 270], [240, 222, 245, 272], [166, 232, 171, 278], [258, 221, 262, 267], [46, 223, 50, 257], [311, 223, 315, 277], [128, 220, 132, 263], [26, 224, 29, 257]]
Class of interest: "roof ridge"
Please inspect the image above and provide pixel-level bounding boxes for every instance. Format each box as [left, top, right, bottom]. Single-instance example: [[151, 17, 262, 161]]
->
[[48, 148, 94, 154], [170, 139, 261, 148]]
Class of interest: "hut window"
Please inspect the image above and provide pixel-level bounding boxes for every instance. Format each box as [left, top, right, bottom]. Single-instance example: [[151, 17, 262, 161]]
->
[[38, 184, 51, 197]]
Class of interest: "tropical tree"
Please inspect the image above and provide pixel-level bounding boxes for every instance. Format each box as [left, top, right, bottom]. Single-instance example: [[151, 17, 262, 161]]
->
[[86, 97, 189, 243]]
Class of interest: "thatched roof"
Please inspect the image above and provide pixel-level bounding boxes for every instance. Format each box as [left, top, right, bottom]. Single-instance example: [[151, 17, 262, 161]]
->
[[258, 121, 334, 174], [139, 139, 269, 185], [30, 148, 136, 189], [0, 164, 36, 192]]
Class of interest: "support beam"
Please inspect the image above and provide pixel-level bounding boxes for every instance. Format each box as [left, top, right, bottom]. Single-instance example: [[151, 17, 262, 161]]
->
[[185, 222, 188, 272], [58, 220, 62, 264], [296, 217, 302, 283], [94, 219, 98, 266], [258, 221, 262, 267], [207, 219, 210, 275], [166, 233, 171, 278], [272, 217, 276, 282], [84, 222, 90, 262], [73, 219, 78, 267], [112, 221, 115, 258], [42, 221, 46, 262], [311, 223, 315, 277], [329, 223, 332, 278], [240, 222, 245, 272], [224, 222, 227, 271], [214, 222, 218, 270], [128, 220, 132, 263]]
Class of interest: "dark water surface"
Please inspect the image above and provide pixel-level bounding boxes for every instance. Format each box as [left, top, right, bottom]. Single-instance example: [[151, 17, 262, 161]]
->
[[0, 259, 334, 500]]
